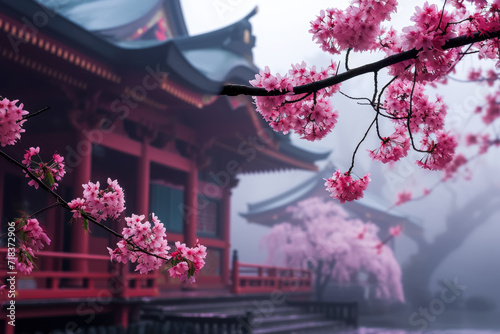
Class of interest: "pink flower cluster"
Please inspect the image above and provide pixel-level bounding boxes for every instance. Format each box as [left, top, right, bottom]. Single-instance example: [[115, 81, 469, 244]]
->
[[395, 191, 412, 206], [368, 126, 410, 163], [10, 218, 51, 275], [68, 178, 126, 223], [309, 0, 398, 54], [22, 146, 65, 190], [417, 131, 458, 171], [0, 98, 29, 147], [442, 153, 468, 180], [108, 213, 171, 274], [376, 2, 500, 80], [107, 213, 207, 281], [250, 62, 340, 141], [168, 240, 207, 283], [481, 95, 500, 125], [389, 225, 402, 237], [384, 79, 447, 135], [399, 3, 460, 81], [324, 169, 371, 203], [465, 133, 490, 154], [382, 79, 456, 171]]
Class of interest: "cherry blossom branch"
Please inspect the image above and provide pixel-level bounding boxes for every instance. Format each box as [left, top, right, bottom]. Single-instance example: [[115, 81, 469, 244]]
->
[[437, 0, 448, 32], [220, 30, 500, 97], [372, 71, 379, 106], [345, 48, 352, 71], [0, 148, 173, 263], [28, 202, 60, 218], [348, 117, 377, 174], [339, 91, 373, 105], [407, 71, 430, 154], [22, 107, 50, 120]]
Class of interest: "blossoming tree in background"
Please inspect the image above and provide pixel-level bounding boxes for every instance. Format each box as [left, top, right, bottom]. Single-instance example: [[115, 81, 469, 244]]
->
[[224, 0, 500, 307], [261, 197, 404, 302], [222, 0, 500, 203], [0, 98, 206, 280]]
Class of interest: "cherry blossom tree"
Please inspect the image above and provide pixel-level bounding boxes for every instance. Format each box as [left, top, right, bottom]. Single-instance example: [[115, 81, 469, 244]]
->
[[221, 0, 500, 203], [0, 98, 206, 281], [261, 197, 404, 302]]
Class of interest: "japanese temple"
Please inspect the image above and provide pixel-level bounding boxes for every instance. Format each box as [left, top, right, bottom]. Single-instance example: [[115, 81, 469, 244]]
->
[[241, 162, 425, 248], [0, 1, 331, 333], [240, 163, 425, 305]]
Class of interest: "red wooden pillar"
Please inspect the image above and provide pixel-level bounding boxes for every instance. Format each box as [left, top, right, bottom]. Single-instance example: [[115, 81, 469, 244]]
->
[[115, 305, 129, 329], [70, 132, 91, 274], [221, 188, 231, 286], [43, 196, 58, 271], [231, 249, 240, 294], [4, 321, 14, 334], [184, 164, 198, 247], [137, 139, 150, 216]]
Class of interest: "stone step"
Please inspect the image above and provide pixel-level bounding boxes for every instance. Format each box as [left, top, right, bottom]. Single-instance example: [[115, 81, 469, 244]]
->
[[253, 319, 344, 334], [140, 299, 356, 334], [258, 312, 325, 325], [143, 300, 304, 317], [142, 299, 262, 313]]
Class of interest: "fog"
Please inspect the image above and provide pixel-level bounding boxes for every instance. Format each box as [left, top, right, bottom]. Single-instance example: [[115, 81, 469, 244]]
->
[[182, 0, 500, 331]]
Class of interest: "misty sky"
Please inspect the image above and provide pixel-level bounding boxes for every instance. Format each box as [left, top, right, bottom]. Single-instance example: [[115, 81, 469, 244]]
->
[[181, 1, 500, 305]]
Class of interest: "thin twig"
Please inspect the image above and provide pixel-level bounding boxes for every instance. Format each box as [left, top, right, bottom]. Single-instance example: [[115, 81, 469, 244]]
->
[[437, 0, 448, 32], [29, 202, 61, 217], [348, 117, 377, 174], [407, 71, 431, 153], [22, 107, 50, 120]]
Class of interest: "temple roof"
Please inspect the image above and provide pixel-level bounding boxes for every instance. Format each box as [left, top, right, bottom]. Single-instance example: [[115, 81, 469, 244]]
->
[[34, 0, 188, 39], [0, 0, 328, 171], [1, 0, 258, 96]]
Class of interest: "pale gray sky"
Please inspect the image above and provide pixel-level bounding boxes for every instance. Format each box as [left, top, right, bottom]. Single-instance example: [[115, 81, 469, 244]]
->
[[181, 1, 500, 302]]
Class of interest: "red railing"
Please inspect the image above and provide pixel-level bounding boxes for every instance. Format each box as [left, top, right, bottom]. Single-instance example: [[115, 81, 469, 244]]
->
[[231, 261, 312, 294], [0, 249, 158, 300]]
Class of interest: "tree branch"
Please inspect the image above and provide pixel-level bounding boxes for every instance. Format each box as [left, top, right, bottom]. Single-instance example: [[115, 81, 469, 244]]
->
[[0, 149, 173, 263], [220, 30, 500, 97]]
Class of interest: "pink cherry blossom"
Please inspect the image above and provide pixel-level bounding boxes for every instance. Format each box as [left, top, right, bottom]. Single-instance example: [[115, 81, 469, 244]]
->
[[309, 0, 398, 55], [417, 131, 457, 170], [369, 126, 410, 163], [108, 213, 171, 274], [482, 94, 500, 124], [0, 98, 29, 147], [261, 197, 404, 302], [168, 261, 189, 279], [22, 147, 66, 190], [250, 61, 340, 141], [442, 153, 468, 180], [169, 240, 207, 282], [389, 225, 402, 237], [395, 191, 412, 206], [8, 218, 51, 275], [108, 213, 206, 279], [324, 169, 371, 203], [69, 178, 125, 223]]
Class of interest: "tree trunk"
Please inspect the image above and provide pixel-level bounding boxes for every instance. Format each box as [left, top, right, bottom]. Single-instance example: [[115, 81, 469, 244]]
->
[[403, 188, 500, 306]]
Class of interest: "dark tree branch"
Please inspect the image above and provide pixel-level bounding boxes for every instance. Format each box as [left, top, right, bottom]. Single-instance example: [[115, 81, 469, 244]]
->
[[220, 30, 500, 97], [23, 107, 50, 120]]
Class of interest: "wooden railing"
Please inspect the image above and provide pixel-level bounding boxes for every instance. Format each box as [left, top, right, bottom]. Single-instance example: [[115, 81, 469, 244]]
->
[[0, 249, 158, 300], [231, 260, 312, 294]]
